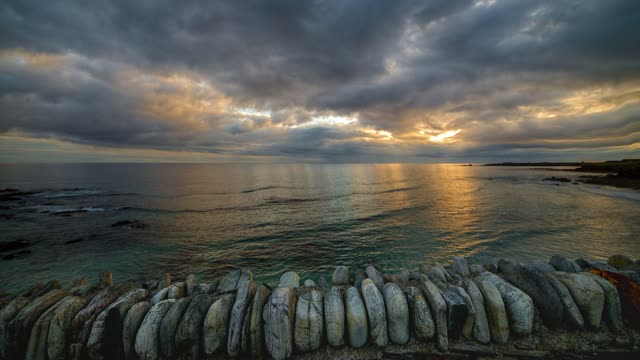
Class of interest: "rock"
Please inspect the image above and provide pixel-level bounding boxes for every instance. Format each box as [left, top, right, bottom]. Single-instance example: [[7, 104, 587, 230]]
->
[[501, 270, 564, 328], [47, 296, 87, 360], [550, 255, 582, 273], [263, 286, 297, 360], [209, 278, 220, 293], [159, 297, 192, 358], [98, 271, 112, 288], [352, 268, 367, 288], [543, 274, 584, 329], [6, 289, 66, 359], [608, 254, 635, 270], [32, 280, 61, 298], [193, 283, 211, 295], [86, 288, 149, 360], [419, 279, 448, 351], [278, 271, 300, 288], [452, 257, 471, 278], [167, 282, 185, 299], [575, 258, 617, 272], [227, 270, 255, 357], [421, 265, 447, 283], [134, 299, 175, 360], [219, 270, 241, 292], [157, 273, 171, 290], [122, 301, 151, 360], [474, 272, 534, 336], [150, 287, 169, 304], [294, 289, 324, 352], [318, 276, 330, 292], [360, 278, 388, 347], [437, 285, 468, 338], [469, 265, 488, 276], [175, 294, 214, 359], [25, 295, 67, 360], [397, 270, 411, 284], [435, 263, 456, 283], [461, 279, 490, 344], [365, 266, 384, 290], [0, 297, 30, 359], [455, 286, 475, 340], [0, 239, 31, 252], [332, 266, 350, 285], [497, 259, 521, 274], [483, 263, 498, 274], [304, 280, 316, 288], [404, 287, 434, 341], [324, 287, 345, 347], [524, 260, 556, 273], [553, 272, 605, 329], [185, 274, 198, 296], [202, 293, 236, 355], [475, 280, 509, 344], [591, 269, 640, 327], [583, 273, 623, 332], [382, 283, 409, 344], [344, 287, 367, 348], [249, 285, 271, 359], [111, 220, 148, 229]]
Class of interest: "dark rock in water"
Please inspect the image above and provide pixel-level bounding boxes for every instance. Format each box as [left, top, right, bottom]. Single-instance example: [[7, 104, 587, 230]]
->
[[543, 176, 571, 182], [0, 239, 31, 252], [111, 220, 149, 229], [502, 271, 564, 328], [550, 255, 581, 273], [64, 238, 85, 245], [3, 249, 32, 260], [0, 213, 15, 220], [608, 254, 634, 270], [0, 188, 18, 192]]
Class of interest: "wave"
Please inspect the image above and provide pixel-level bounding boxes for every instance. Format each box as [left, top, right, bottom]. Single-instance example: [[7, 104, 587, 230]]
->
[[23, 204, 129, 214], [580, 185, 640, 202], [377, 185, 422, 194]]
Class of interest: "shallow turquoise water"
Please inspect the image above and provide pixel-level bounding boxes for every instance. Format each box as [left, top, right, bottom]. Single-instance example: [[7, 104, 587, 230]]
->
[[1, 163, 639, 294]]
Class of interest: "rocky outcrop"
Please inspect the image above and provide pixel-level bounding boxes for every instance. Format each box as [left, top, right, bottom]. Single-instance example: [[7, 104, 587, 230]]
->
[[324, 287, 345, 347], [0, 296, 30, 359], [361, 278, 388, 347], [344, 287, 367, 348], [294, 289, 324, 352], [185, 274, 198, 297]]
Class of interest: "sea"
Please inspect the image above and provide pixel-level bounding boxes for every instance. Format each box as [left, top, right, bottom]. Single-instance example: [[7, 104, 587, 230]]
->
[[1, 163, 639, 294]]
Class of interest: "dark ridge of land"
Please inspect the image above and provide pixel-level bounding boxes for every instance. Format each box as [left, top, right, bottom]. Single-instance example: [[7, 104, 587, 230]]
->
[[483, 162, 582, 167]]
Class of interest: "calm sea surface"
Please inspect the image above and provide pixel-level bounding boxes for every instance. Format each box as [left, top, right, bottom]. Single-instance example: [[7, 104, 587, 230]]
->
[[1, 163, 639, 294]]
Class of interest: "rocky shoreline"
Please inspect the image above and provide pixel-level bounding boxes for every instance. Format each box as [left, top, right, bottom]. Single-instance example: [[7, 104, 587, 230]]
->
[[1, 254, 640, 360]]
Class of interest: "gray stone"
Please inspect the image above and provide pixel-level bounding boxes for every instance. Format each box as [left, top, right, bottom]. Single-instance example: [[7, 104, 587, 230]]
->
[[158, 273, 171, 290], [469, 265, 488, 276], [365, 266, 384, 290], [324, 287, 345, 347], [583, 273, 623, 332], [404, 287, 434, 341], [219, 270, 241, 292], [452, 257, 471, 278], [361, 278, 388, 347], [576, 259, 617, 272], [525, 260, 556, 273], [461, 279, 490, 344], [544, 274, 584, 329], [134, 299, 175, 360], [249, 285, 271, 359], [167, 282, 185, 299], [502, 270, 564, 328], [344, 287, 367, 348], [0, 297, 30, 359], [294, 290, 324, 352], [474, 272, 534, 336], [263, 286, 297, 360], [437, 285, 468, 338], [497, 259, 521, 274], [422, 265, 447, 283], [202, 293, 236, 355], [318, 276, 330, 292], [455, 286, 475, 340], [122, 301, 151, 360], [304, 280, 316, 288], [475, 279, 509, 344], [228, 270, 255, 357], [332, 266, 350, 285], [185, 274, 198, 296], [419, 279, 448, 351], [397, 270, 411, 284], [382, 283, 409, 344], [159, 297, 192, 358], [25, 296, 67, 360], [47, 296, 87, 360], [193, 283, 211, 295], [550, 255, 582, 273], [278, 272, 300, 288], [175, 294, 214, 360], [553, 272, 605, 329], [352, 268, 367, 288], [150, 287, 169, 304]]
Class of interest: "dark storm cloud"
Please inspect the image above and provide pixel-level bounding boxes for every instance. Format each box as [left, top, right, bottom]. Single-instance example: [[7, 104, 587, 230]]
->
[[1, 0, 639, 161]]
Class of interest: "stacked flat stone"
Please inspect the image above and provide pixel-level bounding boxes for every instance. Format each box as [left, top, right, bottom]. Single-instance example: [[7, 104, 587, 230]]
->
[[0, 254, 636, 360]]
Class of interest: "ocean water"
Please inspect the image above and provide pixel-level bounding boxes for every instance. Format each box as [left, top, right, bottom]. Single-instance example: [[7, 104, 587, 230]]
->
[[1, 163, 639, 294]]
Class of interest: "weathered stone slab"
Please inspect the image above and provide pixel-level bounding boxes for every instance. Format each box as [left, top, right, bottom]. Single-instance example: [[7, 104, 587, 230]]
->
[[553, 272, 605, 329], [227, 270, 255, 357], [25, 296, 67, 360], [150, 287, 169, 304], [544, 274, 584, 329], [344, 287, 367, 348], [304, 280, 316, 288], [404, 286, 434, 341], [452, 257, 471, 278], [185, 274, 198, 296], [502, 270, 564, 328], [175, 294, 214, 360], [498, 259, 521, 274], [420, 279, 448, 351], [361, 278, 388, 347], [324, 286, 345, 347], [193, 283, 211, 295], [203, 293, 236, 355], [135, 299, 175, 360], [365, 266, 384, 290], [263, 286, 297, 360], [332, 266, 350, 285], [455, 286, 475, 340], [219, 270, 241, 292], [122, 301, 151, 360], [524, 260, 556, 273], [0, 296, 30, 359], [550, 255, 581, 273], [46, 295, 87, 360], [294, 289, 324, 352], [167, 282, 185, 299], [157, 273, 171, 290], [382, 283, 409, 345], [159, 297, 192, 358], [352, 268, 367, 288], [278, 272, 300, 288], [474, 272, 533, 336], [461, 279, 490, 344], [249, 285, 271, 359], [475, 279, 509, 344], [583, 272, 623, 331]]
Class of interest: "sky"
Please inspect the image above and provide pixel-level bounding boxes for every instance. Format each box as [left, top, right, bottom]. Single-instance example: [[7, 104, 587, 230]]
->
[[1, 0, 639, 163]]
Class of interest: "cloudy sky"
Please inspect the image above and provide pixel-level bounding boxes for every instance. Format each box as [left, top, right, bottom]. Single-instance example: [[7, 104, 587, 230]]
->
[[1, 0, 639, 163]]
